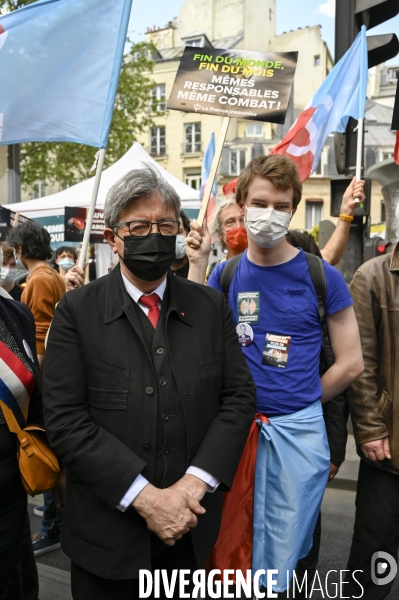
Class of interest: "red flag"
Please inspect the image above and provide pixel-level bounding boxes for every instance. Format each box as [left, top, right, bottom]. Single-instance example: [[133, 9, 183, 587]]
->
[[394, 131, 399, 165]]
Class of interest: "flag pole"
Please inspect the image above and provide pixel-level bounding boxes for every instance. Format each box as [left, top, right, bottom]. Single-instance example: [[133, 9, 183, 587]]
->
[[197, 117, 230, 226], [78, 148, 106, 270], [354, 118, 364, 205]]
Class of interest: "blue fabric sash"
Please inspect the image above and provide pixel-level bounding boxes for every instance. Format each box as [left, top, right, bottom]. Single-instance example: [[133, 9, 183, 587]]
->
[[252, 400, 330, 593]]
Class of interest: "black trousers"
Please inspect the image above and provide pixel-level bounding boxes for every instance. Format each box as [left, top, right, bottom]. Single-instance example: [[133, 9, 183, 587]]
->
[[0, 425, 27, 600], [2, 512, 39, 600], [71, 533, 198, 600], [346, 460, 399, 600]]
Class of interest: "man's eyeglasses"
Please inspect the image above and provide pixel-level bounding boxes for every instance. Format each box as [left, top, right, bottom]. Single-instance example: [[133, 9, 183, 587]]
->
[[221, 216, 245, 231], [113, 220, 180, 237]]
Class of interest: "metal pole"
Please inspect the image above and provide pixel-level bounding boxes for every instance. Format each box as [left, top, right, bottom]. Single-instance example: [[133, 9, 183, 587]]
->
[[7, 144, 21, 204]]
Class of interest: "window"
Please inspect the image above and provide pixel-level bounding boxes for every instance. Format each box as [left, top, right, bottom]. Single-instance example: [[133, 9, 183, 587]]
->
[[185, 170, 202, 191], [246, 123, 263, 137], [151, 84, 166, 112], [383, 152, 393, 161], [187, 38, 202, 47], [150, 126, 166, 156], [31, 181, 46, 199], [389, 68, 399, 81], [184, 123, 201, 153], [305, 200, 323, 230], [229, 150, 246, 175], [314, 55, 320, 66]]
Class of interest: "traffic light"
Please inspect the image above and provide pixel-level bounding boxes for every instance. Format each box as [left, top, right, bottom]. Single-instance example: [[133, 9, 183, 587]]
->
[[330, 177, 371, 217], [363, 237, 391, 261]]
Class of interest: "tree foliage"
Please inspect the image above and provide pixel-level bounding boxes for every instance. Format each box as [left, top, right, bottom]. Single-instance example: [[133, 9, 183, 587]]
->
[[1, 1, 159, 190]]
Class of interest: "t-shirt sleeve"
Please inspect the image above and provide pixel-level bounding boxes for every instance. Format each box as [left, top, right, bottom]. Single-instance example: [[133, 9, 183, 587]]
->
[[323, 260, 353, 317], [207, 262, 227, 293]]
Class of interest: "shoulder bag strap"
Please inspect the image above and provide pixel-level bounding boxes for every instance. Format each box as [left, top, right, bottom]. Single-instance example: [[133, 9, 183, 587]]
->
[[219, 253, 243, 300], [0, 399, 22, 435], [305, 252, 326, 323]]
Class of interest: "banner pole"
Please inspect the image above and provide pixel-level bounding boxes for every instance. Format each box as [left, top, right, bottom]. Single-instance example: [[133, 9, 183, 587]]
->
[[78, 148, 106, 269], [354, 117, 363, 204], [197, 117, 230, 226]]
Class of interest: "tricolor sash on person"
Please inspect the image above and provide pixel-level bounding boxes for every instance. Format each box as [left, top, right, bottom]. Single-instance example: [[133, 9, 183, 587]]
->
[[207, 401, 330, 593], [0, 340, 35, 428]]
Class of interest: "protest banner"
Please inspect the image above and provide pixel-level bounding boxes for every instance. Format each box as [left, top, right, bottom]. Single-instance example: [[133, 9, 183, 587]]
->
[[64, 207, 106, 244], [167, 47, 297, 224], [0, 205, 30, 240]]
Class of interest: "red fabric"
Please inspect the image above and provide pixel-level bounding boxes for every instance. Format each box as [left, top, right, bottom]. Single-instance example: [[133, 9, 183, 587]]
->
[[394, 131, 399, 165], [206, 195, 216, 224], [270, 106, 317, 182], [205, 413, 269, 579], [226, 226, 248, 253], [139, 293, 160, 328], [223, 179, 238, 197]]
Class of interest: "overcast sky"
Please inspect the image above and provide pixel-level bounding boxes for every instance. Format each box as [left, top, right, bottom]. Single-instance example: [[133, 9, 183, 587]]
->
[[128, 0, 399, 64]]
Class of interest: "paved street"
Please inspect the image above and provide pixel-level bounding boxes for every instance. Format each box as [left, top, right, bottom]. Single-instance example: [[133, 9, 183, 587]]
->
[[29, 440, 399, 600]]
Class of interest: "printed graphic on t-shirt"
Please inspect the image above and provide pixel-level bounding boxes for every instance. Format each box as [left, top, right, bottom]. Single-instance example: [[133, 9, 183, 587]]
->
[[237, 291, 260, 323], [236, 323, 254, 347], [262, 333, 291, 369]]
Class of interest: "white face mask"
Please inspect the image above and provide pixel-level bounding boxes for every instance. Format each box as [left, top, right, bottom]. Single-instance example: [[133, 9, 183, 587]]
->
[[58, 258, 75, 272], [0, 267, 18, 285], [244, 206, 291, 248], [175, 234, 186, 260]]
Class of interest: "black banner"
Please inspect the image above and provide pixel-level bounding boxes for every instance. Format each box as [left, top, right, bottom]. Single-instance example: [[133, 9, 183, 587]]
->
[[167, 47, 297, 124], [0, 205, 31, 240], [64, 207, 106, 243]]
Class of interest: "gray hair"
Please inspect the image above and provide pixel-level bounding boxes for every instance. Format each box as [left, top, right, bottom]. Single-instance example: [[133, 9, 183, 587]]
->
[[208, 198, 239, 237], [104, 163, 181, 227]]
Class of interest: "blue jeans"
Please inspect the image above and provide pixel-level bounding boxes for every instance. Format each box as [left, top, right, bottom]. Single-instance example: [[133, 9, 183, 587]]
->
[[37, 490, 63, 538]]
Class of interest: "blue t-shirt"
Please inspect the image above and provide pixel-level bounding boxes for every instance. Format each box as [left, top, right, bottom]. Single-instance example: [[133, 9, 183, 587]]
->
[[208, 249, 353, 417]]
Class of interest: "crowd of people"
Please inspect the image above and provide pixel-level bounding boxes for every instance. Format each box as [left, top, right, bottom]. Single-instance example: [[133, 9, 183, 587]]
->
[[0, 155, 397, 600]]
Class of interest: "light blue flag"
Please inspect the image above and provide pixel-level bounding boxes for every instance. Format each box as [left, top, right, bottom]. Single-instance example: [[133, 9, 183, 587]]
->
[[201, 132, 218, 198], [0, 0, 133, 148]]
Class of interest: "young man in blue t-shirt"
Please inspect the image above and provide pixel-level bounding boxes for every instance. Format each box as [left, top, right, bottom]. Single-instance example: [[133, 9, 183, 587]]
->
[[186, 154, 364, 594]]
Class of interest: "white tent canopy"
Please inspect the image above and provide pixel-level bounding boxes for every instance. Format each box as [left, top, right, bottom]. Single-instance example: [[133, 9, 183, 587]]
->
[[6, 142, 200, 218]]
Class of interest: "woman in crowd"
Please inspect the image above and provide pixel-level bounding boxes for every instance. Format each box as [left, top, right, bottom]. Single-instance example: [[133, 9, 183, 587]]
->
[[7, 222, 66, 368], [170, 210, 191, 278], [53, 246, 78, 277], [0, 243, 26, 302], [0, 244, 43, 600]]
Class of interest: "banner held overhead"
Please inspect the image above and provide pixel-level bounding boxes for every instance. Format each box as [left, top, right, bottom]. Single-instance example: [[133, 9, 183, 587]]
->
[[167, 48, 297, 124]]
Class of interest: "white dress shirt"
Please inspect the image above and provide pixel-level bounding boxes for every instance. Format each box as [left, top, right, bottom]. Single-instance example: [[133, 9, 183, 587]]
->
[[117, 272, 220, 511]]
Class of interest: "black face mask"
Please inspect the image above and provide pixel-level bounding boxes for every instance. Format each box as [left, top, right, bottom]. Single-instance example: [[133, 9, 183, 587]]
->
[[121, 233, 176, 281]]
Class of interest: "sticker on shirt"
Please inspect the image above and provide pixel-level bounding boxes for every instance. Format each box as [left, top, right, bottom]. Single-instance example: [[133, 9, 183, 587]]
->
[[262, 334, 291, 369], [236, 323, 254, 347], [23, 340, 34, 362], [237, 292, 260, 323]]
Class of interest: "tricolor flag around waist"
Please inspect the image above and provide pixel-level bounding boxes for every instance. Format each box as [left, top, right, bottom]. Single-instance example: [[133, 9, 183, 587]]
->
[[0, 0, 133, 148], [271, 26, 368, 182]]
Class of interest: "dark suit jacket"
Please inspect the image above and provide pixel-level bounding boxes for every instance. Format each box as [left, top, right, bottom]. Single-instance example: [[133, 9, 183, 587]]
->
[[43, 266, 256, 579], [0, 296, 42, 426]]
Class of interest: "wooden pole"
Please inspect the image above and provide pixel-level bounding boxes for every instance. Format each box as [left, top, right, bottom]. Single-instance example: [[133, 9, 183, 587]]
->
[[78, 148, 106, 269], [197, 117, 230, 226]]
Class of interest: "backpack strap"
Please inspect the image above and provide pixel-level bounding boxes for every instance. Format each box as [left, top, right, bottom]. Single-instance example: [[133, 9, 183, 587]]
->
[[219, 253, 243, 299], [305, 252, 326, 323]]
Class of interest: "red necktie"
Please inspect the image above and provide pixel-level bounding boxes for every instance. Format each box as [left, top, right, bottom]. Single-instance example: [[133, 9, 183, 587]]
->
[[139, 293, 161, 328]]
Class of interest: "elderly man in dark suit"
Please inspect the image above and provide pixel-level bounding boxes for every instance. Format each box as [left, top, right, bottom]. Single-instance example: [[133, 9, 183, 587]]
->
[[43, 164, 256, 599]]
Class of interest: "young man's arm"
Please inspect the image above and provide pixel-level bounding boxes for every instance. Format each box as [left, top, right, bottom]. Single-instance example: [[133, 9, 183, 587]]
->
[[186, 220, 212, 284], [321, 305, 363, 403], [321, 178, 365, 266]]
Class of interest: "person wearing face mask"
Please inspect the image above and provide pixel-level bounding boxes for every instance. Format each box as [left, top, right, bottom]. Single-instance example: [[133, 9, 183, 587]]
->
[[186, 154, 364, 595], [204, 199, 248, 282], [0, 243, 26, 301], [169, 210, 191, 278], [41, 164, 256, 599], [53, 246, 78, 277]]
